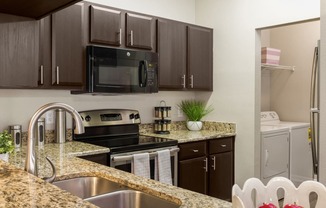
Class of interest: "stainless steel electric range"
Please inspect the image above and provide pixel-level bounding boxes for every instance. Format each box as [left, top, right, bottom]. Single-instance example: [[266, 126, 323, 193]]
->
[[73, 109, 179, 185]]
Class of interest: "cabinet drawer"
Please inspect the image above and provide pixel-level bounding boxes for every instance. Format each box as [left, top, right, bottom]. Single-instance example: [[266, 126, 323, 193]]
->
[[179, 141, 207, 160], [209, 137, 233, 154]]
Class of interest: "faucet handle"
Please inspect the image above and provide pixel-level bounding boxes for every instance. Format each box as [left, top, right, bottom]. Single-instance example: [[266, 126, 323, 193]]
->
[[43, 157, 56, 183]]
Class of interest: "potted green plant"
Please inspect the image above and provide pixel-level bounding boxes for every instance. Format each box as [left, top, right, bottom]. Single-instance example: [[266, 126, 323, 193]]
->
[[0, 130, 14, 162], [178, 100, 213, 131]]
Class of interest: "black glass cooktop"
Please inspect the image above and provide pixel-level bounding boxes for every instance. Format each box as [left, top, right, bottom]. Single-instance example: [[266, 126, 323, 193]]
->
[[109, 135, 178, 154]]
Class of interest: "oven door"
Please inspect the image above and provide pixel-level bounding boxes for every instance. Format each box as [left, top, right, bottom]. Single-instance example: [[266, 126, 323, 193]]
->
[[110, 146, 179, 186], [86, 46, 158, 93]]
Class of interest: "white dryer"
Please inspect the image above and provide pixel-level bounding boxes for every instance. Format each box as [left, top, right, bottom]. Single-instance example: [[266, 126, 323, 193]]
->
[[260, 124, 290, 185], [261, 111, 312, 186]]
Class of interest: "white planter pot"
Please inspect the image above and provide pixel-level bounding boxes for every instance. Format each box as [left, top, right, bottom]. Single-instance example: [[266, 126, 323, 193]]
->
[[0, 153, 9, 162], [187, 121, 203, 131]]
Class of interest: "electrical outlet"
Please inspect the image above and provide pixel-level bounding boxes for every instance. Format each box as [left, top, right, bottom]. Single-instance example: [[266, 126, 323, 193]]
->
[[177, 107, 184, 117]]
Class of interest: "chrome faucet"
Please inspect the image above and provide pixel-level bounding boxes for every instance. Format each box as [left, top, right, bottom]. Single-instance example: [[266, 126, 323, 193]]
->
[[25, 102, 85, 177]]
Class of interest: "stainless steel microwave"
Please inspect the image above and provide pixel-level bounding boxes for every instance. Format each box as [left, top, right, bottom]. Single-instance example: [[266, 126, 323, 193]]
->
[[82, 46, 158, 94]]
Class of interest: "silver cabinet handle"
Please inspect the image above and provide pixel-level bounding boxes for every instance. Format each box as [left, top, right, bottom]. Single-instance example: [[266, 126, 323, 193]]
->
[[118, 28, 122, 45], [181, 75, 186, 88], [204, 158, 208, 172], [56, 66, 60, 85], [192, 149, 199, 153], [130, 30, 134, 46], [40, 65, 44, 85], [221, 144, 227, 148], [189, 75, 194, 88], [211, 156, 216, 171]]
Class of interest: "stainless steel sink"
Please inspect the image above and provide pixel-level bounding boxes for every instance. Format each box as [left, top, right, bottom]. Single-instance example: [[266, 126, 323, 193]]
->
[[52, 176, 129, 199], [85, 190, 180, 208]]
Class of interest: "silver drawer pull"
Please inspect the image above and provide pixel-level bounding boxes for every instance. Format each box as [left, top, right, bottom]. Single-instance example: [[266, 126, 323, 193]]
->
[[204, 158, 208, 172], [221, 144, 227, 147], [211, 156, 216, 171], [192, 149, 199, 153]]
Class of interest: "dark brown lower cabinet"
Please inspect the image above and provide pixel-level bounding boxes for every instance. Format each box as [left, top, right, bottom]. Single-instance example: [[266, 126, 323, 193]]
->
[[179, 156, 207, 194], [178, 136, 234, 201], [209, 152, 233, 201]]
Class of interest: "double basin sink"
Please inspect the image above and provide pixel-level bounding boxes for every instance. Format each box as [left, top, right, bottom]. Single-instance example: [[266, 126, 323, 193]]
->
[[52, 176, 180, 208]]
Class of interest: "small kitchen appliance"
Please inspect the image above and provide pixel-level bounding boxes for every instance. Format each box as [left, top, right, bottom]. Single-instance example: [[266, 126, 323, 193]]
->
[[72, 46, 159, 94], [9, 125, 22, 149], [73, 109, 179, 185]]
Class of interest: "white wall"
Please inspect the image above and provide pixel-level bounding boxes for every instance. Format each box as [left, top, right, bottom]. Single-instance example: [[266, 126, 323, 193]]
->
[[0, 0, 197, 132], [195, 0, 319, 186], [270, 21, 319, 122], [0, 90, 195, 131], [260, 21, 320, 122]]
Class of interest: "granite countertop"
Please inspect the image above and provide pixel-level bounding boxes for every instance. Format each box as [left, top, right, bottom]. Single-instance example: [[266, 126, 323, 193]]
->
[[140, 121, 236, 143], [142, 130, 236, 143], [1, 141, 232, 208]]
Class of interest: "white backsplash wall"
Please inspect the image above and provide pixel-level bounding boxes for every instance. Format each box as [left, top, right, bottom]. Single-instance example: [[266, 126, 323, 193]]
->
[[0, 90, 195, 131]]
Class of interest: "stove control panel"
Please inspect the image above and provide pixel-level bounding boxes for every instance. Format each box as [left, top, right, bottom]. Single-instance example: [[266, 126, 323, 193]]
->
[[78, 109, 141, 127]]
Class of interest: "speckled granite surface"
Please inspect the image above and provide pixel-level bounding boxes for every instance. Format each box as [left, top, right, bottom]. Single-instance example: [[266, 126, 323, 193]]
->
[[140, 121, 236, 143], [1, 141, 232, 208]]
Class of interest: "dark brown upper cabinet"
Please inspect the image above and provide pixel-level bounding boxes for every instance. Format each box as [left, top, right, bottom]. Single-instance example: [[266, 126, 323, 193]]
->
[[187, 25, 213, 91], [89, 5, 122, 46], [157, 19, 187, 90], [0, 14, 39, 88], [157, 20, 213, 91], [126, 13, 154, 50], [0, 0, 81, 19], [38, 3, 85, 89]]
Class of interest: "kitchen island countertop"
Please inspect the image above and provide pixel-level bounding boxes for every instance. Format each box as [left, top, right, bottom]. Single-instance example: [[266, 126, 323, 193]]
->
[[0, 141, 232, 208]]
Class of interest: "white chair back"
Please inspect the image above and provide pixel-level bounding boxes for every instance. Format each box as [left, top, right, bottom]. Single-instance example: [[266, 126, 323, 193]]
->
[[232, 177, 326, 208]]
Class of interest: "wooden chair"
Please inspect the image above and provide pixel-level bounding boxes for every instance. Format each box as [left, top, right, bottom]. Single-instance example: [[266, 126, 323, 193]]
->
[[232, 177, 326, 208]]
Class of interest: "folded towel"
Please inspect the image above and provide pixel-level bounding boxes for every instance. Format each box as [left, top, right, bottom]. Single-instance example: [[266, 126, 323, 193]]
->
[[132, 152, 150, 179], [155, 149, 172, 185]]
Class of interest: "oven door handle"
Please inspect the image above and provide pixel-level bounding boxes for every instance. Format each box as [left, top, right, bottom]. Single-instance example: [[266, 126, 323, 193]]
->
[[111, 147, 180, 162]]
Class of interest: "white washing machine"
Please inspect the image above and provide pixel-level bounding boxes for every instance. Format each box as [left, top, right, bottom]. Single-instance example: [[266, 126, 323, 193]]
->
[[260, 124, 290, 185], [261, 111, 313, 186]]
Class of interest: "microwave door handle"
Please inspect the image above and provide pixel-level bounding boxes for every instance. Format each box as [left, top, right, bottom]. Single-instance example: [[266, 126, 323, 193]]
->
[[138, 60, 148, 87]]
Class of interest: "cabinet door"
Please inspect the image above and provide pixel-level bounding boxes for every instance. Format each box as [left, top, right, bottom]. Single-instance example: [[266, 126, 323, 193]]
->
[[38, 16, 52, 88], [157, 19, 187, 90], [51, 3, 84, 87], [0, 14, 39, 88], [178, 156, 208, 194], [90, 5, 122, 46], [187, 25, 213, 91], [126, 13, 153, 50], [209, 152, 234, 201]]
